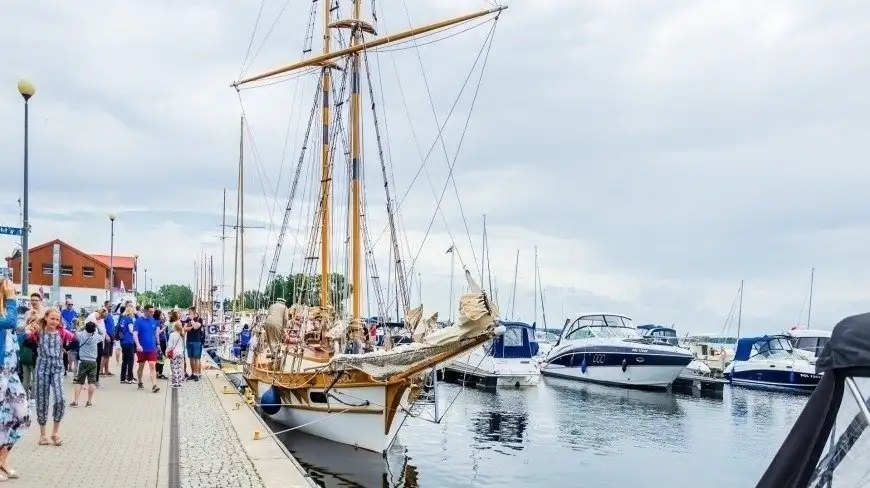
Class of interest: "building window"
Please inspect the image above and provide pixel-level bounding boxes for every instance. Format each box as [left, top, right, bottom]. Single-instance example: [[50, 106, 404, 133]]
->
[[27, 263, 31, 273], [44, 292, 50, 300], [90, 295, 98, 303], [65, 294, 72, 300], [41, 264, 52, 275], [61, 265, 73, 277], [82, 266, 95, 278]]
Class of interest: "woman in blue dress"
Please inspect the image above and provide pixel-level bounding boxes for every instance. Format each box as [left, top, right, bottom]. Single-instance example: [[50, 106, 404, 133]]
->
[[0, 278, 31, 480]]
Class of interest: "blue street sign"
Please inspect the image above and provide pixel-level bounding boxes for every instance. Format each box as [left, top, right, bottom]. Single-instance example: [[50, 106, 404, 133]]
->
[[0, 226, 23, 237]]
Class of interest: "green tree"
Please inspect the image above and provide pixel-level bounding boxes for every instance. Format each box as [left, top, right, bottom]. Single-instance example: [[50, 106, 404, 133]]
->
[[157, 284, 193, 308], [136, 290, 159, 306]]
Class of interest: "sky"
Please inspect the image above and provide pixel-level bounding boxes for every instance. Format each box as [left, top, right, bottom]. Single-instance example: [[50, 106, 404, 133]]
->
[[1, 0, 869, 336]]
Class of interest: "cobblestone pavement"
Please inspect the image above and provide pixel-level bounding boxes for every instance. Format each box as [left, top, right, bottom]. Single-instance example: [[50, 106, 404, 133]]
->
[[12, 371, 169, 487], [178, 377, 265, 488]]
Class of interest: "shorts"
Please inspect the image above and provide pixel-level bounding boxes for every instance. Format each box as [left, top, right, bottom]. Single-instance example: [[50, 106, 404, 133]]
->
[[186, 342, 203, 360], [113, 342, 121, 351], [104, 338, 115, 357], [75, 360, 98, 385], [136, 350, 158, 363]]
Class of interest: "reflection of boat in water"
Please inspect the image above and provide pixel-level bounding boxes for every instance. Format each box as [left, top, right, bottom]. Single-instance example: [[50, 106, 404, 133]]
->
[[544, 376, 685, 454], [469, 411, 528, 452], [266, 417, 418, 488]]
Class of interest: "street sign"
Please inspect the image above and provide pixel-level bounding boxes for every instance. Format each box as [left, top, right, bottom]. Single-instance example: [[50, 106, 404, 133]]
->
[[0, 226, 23, 237]]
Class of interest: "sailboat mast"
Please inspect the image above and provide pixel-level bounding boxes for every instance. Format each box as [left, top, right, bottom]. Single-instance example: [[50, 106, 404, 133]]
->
[[319, 0, 333, 309], [737, 279, 743, 338], [240, 116, 246, 316], [533, 245, 538, 325], [510, 249, 519, 319], [220, 188, 226, 329], [349, 0, 364, 327], [807, 267, 814, 328], [232, 117, 243, 321]]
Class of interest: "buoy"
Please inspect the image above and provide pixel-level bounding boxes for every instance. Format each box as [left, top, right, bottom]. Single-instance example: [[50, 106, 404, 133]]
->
[[260, 387, 281, 415], [580, 356, 587, 374], [621, 358, 627, 373], [253, 430, 263, 440]]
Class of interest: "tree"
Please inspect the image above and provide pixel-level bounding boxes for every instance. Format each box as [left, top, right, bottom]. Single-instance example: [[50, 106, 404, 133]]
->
[[157, 284, 193, 308], [264, 273, 351, 310], [136, 291, 159, 306]]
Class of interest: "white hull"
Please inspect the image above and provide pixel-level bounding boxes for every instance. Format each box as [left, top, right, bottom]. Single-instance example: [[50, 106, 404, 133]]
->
[[444, 346, 540, 387], [255, 382, 410, 453], [540, 363, 686, 389]]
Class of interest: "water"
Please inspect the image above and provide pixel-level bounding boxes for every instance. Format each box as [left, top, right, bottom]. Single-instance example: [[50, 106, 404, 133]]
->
[[272, 377, 808, 488]]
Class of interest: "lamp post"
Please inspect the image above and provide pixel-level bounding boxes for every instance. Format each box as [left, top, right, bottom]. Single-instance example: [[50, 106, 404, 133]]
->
[[109, 213, 116, 303], [133, 254, 139, 292], [144, 269, 148, 293], [17, 80, 35, 294]]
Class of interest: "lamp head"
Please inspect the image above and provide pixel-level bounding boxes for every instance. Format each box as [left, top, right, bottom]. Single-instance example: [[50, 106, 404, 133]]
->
[[109, 213, 116, 221], [17, 80, 35, 101]]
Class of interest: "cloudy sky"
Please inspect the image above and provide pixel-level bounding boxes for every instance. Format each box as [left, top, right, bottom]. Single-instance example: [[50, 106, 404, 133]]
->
[[2, 0, 868, 335]]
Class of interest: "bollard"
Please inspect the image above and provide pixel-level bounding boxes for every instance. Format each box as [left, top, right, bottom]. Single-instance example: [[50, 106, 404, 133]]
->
[[234, 402, 241, 410], [253, 430, 263, 440], [222, 385, 236, 394]]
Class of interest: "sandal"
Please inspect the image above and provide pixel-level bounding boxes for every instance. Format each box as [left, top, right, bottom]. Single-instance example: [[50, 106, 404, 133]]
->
[[51, 435, 62, 446], [38, 436, 50, 446], [152, 385, 160, 393], [1, 466, 19, 479], [69, 402, 78, 407], [85, 401, 93, 407]]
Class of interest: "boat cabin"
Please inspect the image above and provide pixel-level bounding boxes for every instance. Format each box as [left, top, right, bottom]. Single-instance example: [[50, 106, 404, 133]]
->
[[637, 324, 679, 346], [733, 335, 798, 362], [558, 314, 640, 342], [787, 328, 831, 359], [489, 321, 539, 358]]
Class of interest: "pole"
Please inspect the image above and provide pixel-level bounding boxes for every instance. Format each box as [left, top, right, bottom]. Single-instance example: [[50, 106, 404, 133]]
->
[[510, 249, 519, 319], [807, 267, 814, 328], [144, 269, 148, 294], [319, 0, 333, 310], [109, 216, 115, 304], [533, 245, 538, 325], [448, 248, 455, 325], [21, 99, 30, 295], [349, 0, 363, 329], [220, 189, 227, 330], [737, 279, 744, 338]]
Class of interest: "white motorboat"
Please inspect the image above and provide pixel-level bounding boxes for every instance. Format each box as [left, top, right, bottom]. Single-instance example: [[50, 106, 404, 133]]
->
[[540, 313, 694, 389], [636, 324, 712, 376], [444, 321, 541, 388], [786, 327, 831, 363], [724, 335, 821, 392]]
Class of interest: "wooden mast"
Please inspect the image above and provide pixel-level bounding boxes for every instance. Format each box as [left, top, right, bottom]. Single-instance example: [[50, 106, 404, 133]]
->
[[232, 116, 243, 326], [349, 0, 363, 329], [319, 0, 333, 310]]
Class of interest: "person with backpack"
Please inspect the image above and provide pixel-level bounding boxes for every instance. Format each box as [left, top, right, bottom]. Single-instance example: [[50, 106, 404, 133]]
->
[[69, 321, 102, 407]]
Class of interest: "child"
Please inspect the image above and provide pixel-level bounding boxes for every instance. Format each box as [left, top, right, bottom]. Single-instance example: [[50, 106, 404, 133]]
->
[[27, 308, 75, 446], [166, 319, 185, 388], [69, 321, 101, 407]]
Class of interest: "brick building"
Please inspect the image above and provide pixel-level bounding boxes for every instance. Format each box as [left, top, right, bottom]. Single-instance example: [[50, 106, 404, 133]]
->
[[5, 238, 138, 309]]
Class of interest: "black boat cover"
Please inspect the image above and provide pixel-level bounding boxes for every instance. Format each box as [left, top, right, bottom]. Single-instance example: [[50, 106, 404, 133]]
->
[[756, 312, 870, 488]]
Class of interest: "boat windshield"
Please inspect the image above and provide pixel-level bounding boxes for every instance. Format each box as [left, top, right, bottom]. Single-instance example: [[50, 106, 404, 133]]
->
[[564, 315, 641, 340], [752, 337, 795, 359]]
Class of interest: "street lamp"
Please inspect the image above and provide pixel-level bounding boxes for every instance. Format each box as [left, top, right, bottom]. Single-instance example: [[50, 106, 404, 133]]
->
[[133, 254, 138, 292], [109, 213, 116, 303], [18, 80, 35, 295], [144, 269, 148, 293]]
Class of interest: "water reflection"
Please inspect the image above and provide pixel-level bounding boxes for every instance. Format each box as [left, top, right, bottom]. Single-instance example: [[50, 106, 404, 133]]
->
[[469, 411, 528, 451], [266, 418, 418, 488], [544, 377, 687, 455]]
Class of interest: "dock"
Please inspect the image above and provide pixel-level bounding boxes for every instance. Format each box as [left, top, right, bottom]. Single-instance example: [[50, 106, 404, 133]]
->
[[10, 362, 315, 488], [671, 372, 728, 396]]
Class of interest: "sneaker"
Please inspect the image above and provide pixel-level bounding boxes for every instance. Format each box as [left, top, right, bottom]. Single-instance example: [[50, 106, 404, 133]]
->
[[69, 402, 78, 407], [85, 401, 93, 407], [193, 375, 200, 382], [152, 385, 160, 393], [137, 383, 144, 390]]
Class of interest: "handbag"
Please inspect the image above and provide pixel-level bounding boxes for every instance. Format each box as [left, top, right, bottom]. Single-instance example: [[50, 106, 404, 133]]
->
[[166, 336, 177, 359]]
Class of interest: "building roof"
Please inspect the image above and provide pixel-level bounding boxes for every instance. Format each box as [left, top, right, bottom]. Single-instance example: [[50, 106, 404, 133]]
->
[[90, 255, 136, 270], [5, 239, 136, 270]]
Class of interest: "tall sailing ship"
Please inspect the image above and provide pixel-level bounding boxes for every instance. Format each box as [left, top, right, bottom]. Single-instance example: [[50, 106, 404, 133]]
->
[[231, 1, 508, 453]]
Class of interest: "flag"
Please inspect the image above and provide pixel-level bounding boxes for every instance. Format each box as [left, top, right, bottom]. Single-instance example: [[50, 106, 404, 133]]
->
[[445, 246, 454, 254], [120, 281, 126, 293], [38, 285, 44, 296]]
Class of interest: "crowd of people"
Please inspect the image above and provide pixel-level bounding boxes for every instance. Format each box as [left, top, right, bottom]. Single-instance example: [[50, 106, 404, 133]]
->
[[0, 277, 208, 481]]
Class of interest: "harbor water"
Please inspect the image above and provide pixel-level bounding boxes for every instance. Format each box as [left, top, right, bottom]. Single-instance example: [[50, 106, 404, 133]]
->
[[268, 377, 808, 487]]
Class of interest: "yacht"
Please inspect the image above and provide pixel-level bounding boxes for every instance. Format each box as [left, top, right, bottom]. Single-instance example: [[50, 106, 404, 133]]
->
[[723, 335, 820, 391], [443, 321, 540, 388], [680, 333, 738, 373], [540, 313, 694, 389], [636, 324, 711, 375], [786, 327, 831, 363]]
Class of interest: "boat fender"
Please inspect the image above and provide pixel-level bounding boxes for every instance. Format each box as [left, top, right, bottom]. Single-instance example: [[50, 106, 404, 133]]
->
[[621, 358, 627, 373], [260, 387, 281, 416], [580, 356, 587, 374], [493, 324, 507, 336], [789, 370, 795, 384]]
